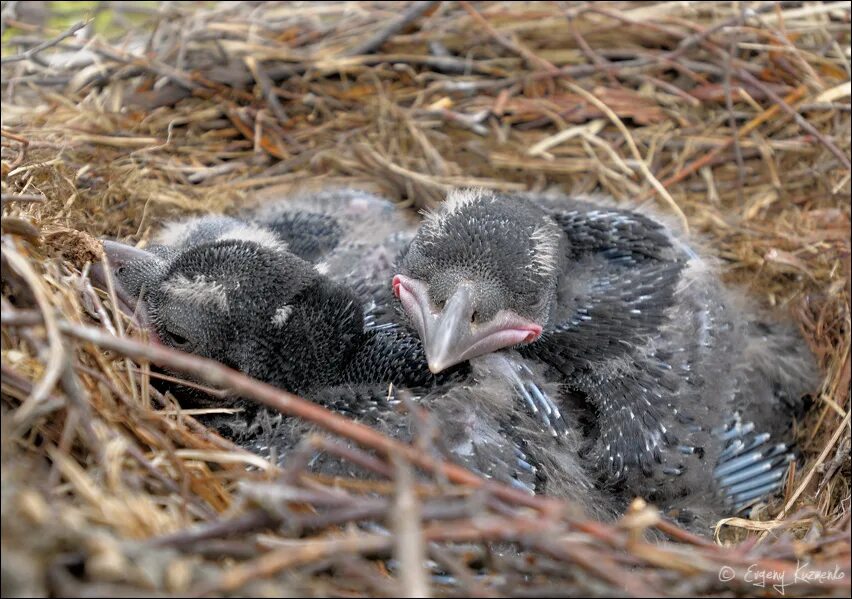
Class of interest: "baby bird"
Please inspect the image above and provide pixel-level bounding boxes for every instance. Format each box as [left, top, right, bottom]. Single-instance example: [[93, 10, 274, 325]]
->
[[94, 236, 369, 399], [247, 188, 561, 419], [393, 188, 818, 526], [140, 189, 415, 334], [94, 190, 475, 405], [91, 219, 611, 518]]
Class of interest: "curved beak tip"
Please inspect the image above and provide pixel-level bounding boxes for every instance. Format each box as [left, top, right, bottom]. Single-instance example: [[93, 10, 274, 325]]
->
[[426, 345, 465, 374], [427, 360, 447, 374]]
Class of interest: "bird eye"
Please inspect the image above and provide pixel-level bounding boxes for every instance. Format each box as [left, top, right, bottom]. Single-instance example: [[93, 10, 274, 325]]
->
[[164, 330, 190, 348], [115, 265, 125, 276]]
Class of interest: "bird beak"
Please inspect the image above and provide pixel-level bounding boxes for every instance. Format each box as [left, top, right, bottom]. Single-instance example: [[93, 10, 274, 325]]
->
[[89, 240, 155, 330], [100, 239, 154, 266], [393, 274, 543, 373]]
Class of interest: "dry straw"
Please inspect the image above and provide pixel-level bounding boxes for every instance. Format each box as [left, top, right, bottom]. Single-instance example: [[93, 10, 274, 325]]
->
[[1, 1, 849, 596]]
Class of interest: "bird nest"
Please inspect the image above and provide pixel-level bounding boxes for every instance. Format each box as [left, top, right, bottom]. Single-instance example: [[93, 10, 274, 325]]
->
[[1, 1, 850, 596]]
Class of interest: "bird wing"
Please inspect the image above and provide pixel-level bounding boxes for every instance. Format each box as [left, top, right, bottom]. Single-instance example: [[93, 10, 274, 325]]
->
[[522, 206, 749, 492], [547, 199, 677, 261], [251, 210, 344, 262], [248, 189, 413, 265], [521, 201, 688, 372], [524, 257, 684, 372]]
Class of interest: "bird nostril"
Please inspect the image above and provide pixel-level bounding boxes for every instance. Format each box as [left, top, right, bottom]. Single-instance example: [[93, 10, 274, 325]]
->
[[471, 311, 478, 324]]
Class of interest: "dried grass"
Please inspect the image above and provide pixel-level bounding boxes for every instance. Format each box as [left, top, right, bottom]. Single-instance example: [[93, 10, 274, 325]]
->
[[1, 1, 850, 596]]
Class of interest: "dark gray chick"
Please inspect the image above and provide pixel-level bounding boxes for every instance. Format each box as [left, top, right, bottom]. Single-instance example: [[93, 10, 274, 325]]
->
[[91, 230, 611, 520], [150, 188, 414, 330], [94, 237, 366, 400], [393, 188, 818, 527], [94, 191, 456, 396], [244, 188, 566, 427]]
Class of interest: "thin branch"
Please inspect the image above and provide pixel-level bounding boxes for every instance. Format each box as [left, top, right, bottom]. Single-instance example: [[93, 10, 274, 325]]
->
[[1, 309, 565, 518], [344, 1, 440, 57], [392, 457, 429, 597], [1, 193, 46, 204], [0, 20, 88, 64], [245, 56, 289, 123], [643, 85, 809, 198], [459, 0, 558, 73], [735, 67, 851, 172], [723, 10, 746, 203]]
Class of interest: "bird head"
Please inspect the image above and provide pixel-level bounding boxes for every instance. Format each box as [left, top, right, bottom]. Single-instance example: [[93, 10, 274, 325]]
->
[[394, 189, 563, 373], [92, 237, 364, 396]]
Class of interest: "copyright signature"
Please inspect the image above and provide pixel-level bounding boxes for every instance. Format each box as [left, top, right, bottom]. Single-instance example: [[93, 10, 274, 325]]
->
[[718, 561, 846, 595]]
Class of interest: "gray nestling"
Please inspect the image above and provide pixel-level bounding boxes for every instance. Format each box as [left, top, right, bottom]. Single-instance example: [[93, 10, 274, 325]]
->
[[91, 221, 610, 518], [394, 188, 818, 526]]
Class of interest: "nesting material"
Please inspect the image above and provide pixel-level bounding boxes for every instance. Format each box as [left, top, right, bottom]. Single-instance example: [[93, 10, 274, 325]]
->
[[1, 2, 850, 596]]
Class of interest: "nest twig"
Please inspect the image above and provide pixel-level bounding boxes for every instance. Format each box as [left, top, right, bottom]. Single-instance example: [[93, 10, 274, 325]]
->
[[2, 2, 850, 596]]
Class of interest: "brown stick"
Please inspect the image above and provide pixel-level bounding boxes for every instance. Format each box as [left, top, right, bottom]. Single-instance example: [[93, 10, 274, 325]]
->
[[459, 0, 559, 73], [735, 67, 851, 171], [344, 1, 441, 57], [640, 85, 808, 200], [2, 309, 565, 517], [1, 193, 46, 204], [0, 20, 88, 64]]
